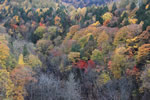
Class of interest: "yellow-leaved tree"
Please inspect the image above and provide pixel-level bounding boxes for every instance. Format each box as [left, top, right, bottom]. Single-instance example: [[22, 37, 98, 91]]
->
[[68, 52, 80, 63], [0, 69, 14, 100], [145, 4, 149, 9], [92, 21, 100, 27], [102, 12, 113, 22], [97, 31, 109, 46], [25, 54, 42, 68], [18, 54, 25, 65], [91, 49, 103, 63], [97, 72, 110, 86], [77, 7, 87, 17], [0, 42, 10, 68], [128, 18, 138, 24], [111, 47, 127, 79]]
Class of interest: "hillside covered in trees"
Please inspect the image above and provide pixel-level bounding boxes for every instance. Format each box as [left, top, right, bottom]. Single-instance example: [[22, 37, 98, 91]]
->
[[0, 0, 150, 100], [62, 0, 114, 8]]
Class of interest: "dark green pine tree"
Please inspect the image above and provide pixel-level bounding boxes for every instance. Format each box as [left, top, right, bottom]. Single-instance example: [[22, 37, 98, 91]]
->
[[130, 2, 136, 10], [71, 42, 81, 52], [23, 44, 29, 57], [112, 2, 117, 13]]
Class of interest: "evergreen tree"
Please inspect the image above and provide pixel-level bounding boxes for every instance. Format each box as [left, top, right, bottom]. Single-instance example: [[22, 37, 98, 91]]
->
[[23, 44, 29, 57], [112, 2, 117, 13], [130, 2, 136, 10]]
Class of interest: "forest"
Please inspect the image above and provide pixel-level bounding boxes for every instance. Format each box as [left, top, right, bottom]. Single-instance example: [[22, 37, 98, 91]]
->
[[0, 0, 150, 100]]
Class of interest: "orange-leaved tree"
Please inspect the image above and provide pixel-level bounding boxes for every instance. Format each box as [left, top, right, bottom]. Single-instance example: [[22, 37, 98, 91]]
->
[[11, 65, 36, 100], [137, 44, 150, 64]]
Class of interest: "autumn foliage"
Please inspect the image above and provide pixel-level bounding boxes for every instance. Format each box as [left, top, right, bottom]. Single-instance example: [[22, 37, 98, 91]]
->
[[11, 65, 36, 100], [0, 0, 150, 99], [0, 69, 14, 100], [0, 41, 9, 68], [137, 44, 150, 63], [73, 59, 95, 70]]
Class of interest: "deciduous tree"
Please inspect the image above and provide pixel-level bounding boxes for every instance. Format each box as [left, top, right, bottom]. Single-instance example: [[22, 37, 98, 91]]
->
[[0, 42, 10, 69], [11, 65, 36, 100], [137, 44, 150, 64], [91, 49, 104, 64], [68, 52, 80, 63], [18, 54, 25, 65], [0, 69, 14, 100]]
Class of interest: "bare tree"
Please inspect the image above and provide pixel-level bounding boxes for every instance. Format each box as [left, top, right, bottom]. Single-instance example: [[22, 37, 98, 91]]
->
[[26, 73, 81, 100]]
